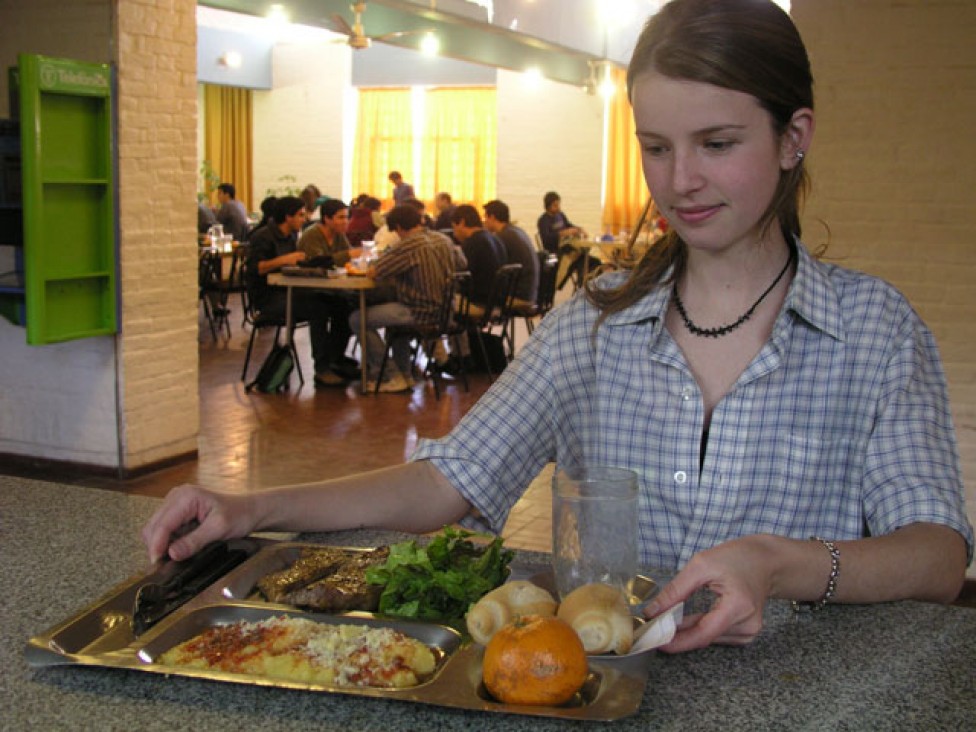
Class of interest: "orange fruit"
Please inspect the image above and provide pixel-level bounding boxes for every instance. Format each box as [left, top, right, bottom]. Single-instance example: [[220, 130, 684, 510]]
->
[[482, 614, 588, 706]]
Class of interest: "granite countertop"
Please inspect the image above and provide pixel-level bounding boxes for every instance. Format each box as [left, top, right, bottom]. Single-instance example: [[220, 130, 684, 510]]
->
[[3, 476, 975, 731]]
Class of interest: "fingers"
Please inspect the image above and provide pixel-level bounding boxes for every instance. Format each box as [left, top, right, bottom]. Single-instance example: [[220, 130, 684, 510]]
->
[[141, 484, 213, 564], [643, 565, 705, 619]]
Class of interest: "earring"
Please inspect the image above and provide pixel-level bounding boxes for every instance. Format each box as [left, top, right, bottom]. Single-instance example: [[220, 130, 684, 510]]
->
[[796, 150, 805, 161]]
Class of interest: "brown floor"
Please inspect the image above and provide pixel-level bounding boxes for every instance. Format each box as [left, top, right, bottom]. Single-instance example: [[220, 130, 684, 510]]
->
[[2, 309, 554, 555]]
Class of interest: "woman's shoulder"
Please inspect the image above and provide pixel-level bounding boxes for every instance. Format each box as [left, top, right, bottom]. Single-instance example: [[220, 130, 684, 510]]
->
[[806, 252, 927, 341]]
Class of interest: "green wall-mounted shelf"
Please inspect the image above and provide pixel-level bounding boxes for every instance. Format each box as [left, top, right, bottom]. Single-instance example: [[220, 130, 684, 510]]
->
[[18, 53, 117, 344]]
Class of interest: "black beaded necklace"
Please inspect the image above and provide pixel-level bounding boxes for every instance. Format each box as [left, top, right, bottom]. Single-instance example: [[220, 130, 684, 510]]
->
[[672, 247, 795, 338]]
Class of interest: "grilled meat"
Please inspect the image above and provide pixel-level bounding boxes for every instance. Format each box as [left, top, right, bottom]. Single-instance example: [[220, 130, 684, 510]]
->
[[256, 546, 351, 603], [278, 547, 390, 612]]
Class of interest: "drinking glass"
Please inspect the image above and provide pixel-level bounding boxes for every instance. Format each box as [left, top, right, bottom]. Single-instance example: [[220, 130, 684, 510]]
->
[[551, 466, 638, 601]]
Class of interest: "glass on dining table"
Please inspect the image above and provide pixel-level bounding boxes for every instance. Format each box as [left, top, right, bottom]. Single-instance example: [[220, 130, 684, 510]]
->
[[355, 240, 376, 270], [552, 465, 639, 603]]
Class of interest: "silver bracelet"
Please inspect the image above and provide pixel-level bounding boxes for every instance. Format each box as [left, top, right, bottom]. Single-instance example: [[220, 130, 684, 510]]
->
[[791, 536, 840, 612]]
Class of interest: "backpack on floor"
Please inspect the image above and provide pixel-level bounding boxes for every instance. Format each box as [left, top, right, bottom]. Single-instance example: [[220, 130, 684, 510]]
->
[[246, 344, 294, 393]]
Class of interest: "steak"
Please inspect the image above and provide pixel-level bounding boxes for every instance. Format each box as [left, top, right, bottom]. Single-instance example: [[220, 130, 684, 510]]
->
[[256, 546, 351, 603], [278, 546, 390, 612]]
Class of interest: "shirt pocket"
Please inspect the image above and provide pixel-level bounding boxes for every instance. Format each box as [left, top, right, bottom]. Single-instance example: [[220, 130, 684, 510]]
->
[[760, 432, 862, 535]]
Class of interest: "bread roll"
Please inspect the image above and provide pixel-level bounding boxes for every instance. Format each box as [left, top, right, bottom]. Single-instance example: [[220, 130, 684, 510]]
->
[[556, 583, 633, 655], [466, 581, 557, 645]]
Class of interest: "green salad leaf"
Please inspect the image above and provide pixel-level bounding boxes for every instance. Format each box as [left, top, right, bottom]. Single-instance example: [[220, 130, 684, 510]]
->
[[365, 527, 514, 624]]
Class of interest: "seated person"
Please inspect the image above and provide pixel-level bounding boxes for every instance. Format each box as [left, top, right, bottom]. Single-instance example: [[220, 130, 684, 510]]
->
[[451, 204, 507, 307], [432, 192, 457, 232], [346, 196, 381, 248], [300, 184, 324, 228], [296, 200, 358, 376], [536, 191, 594, 290], [248, 196, 277, 238], [348, 205, 460, 393], [404, 197, 434, 229], [298, 199, 354, 266], [483, 199, 539, 310], [214, 183, 250, 242], [246, 196, 354, 387], [373, 222, 399, 253], [197, 199, 217, 235]]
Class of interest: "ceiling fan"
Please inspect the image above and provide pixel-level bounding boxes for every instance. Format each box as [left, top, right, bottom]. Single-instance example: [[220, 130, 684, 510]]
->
[[329, 1, 429, 51]]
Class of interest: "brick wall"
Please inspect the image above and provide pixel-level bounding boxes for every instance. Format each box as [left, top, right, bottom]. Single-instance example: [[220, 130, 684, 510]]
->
[[115, 0, 200, 468], [793, 0, 976, 443], [496, 69, 605, 238], [251, 41, 351, 206]]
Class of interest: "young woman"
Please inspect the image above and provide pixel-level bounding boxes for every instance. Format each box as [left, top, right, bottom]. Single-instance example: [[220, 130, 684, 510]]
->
[[143, 0, 972, 652]]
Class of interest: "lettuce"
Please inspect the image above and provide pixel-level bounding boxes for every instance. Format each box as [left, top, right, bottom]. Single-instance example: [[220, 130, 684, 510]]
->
[[365, 527, 514, 624]]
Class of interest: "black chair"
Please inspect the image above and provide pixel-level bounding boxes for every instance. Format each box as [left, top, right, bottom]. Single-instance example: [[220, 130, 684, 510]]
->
[[517, 251, 559, 342], [374, 274, 470, 400], [461, 263, 522, 381], [238, 255, 305, 386], [198, 248, 230, 341]]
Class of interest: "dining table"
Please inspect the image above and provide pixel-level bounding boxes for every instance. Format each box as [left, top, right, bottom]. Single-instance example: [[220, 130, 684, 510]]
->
[[6, 475, 976, 730], [267, 270, 375, 393]]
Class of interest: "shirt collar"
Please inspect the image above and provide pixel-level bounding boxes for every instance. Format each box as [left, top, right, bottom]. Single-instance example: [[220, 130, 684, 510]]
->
[[784, 238, 846, 342], [596, 237, 846, 342]]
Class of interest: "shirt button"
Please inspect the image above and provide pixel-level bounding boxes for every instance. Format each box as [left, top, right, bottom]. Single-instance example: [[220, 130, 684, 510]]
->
[[673, 471, 687, 484], [680, 386, 694, 401]]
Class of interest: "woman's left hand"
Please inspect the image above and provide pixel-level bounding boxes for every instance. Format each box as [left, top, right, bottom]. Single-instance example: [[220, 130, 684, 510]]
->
[[643, 536, 777, 653]]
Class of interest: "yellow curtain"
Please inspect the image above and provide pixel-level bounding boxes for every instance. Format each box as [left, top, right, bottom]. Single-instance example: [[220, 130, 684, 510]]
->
[[602, 67, 650, 235], [420, 87, 496, 208], [203, 84, 253, 211], [353, 89, 414, 207]]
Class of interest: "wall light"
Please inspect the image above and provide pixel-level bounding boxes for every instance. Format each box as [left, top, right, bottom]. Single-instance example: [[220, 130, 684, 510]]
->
[[218, 51, 243, 69]]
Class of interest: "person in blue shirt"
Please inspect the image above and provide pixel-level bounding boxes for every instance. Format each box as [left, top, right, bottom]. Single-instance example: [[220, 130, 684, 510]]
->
[[388, 171, 415, 206], [143, 0, 972, 653]]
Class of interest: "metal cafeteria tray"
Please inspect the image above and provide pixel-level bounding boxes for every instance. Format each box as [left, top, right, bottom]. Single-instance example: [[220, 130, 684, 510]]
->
[[26, 539, 655, 721]]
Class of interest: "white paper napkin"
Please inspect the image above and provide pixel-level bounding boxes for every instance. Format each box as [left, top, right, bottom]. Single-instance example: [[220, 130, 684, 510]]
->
[[629, 604, 684, 655]]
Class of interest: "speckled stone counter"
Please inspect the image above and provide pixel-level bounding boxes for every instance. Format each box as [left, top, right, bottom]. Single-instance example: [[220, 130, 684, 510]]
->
[[3, 476, 975, 731]]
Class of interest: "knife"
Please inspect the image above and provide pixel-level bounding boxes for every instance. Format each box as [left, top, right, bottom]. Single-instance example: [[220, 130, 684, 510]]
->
[[131, 542, 248, 635]]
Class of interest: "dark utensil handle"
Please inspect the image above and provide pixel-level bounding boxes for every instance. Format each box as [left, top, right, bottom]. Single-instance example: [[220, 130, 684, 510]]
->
[[158, 541, 229, 594], [132, 549, 250, 635]]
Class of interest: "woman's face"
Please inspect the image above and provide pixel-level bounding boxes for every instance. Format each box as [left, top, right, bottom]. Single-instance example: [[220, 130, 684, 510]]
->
[[632, 72, 802, 256]]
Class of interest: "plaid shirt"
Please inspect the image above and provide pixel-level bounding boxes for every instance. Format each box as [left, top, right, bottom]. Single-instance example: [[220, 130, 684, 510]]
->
[[413, 240, 974, 571], [373, 229, 456, 327]]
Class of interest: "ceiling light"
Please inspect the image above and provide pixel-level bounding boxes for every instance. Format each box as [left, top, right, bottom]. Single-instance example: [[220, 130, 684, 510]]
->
[[266, 3, 288, 23], [420, 32, 440, 57], [266, 3, 289, 40]]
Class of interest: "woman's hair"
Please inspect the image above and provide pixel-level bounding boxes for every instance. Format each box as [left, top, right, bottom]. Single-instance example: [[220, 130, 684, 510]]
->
[[589, 0, 813, 320]]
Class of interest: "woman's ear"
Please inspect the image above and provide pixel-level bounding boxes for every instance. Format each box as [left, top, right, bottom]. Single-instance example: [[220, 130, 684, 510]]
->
[[780, 108, 815, 170]]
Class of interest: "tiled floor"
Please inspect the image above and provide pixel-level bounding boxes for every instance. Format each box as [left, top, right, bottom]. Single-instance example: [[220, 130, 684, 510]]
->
[[5, 287, 975, 585], [5, 308, 557, 555]]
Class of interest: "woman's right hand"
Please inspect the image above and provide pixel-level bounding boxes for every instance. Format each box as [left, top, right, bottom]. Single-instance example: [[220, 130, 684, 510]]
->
[[141, 484, 258, 564]]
